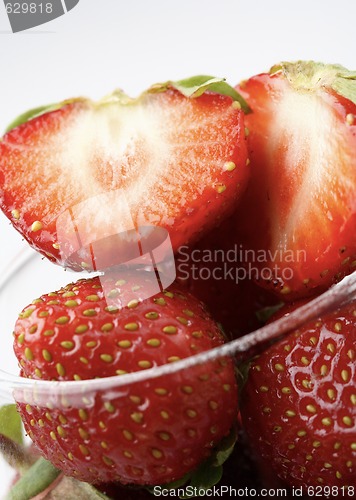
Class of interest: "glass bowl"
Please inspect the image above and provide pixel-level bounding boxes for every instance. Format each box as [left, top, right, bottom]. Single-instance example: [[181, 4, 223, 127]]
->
[[0, 247, 355, 499]]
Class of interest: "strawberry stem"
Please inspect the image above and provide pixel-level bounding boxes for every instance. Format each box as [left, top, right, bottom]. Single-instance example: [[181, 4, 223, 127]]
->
[[6, 457, 60, 500]]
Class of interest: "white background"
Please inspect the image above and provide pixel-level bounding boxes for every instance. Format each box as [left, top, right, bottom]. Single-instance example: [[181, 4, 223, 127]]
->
[[0, 0, 355, 494]]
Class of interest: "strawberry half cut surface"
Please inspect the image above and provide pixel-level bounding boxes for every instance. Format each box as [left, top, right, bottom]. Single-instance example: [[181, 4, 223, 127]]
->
[[240, 299, 356, 494], [235, 61, 356, 300], [0, 76, 249, 272], [13, 274, 238, 486]]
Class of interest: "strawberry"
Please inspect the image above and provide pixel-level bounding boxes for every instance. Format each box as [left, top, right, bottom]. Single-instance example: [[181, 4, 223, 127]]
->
[[13, 274, 238, 486], [176, 217, 282, 339], [234, 61, 356, 300], [216, 425, 291, 493], [0, 76, 249, 272], [240, 300, 356, 493]]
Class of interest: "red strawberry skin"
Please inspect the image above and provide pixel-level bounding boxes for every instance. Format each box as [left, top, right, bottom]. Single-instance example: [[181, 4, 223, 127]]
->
[[13, 275, 238, 486], [234, 62, 356, 300], [0, 83, 248, 272], [240, 300, 356, 492]]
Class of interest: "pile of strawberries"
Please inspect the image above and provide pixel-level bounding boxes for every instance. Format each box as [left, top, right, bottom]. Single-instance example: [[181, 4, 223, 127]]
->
[[0, 62, 355, 499]]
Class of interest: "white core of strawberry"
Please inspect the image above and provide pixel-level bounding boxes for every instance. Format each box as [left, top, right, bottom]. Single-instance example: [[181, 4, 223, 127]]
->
[[266, 86, 354, 249], [58, 103, 174, 223], [9, 95, 237, 235]]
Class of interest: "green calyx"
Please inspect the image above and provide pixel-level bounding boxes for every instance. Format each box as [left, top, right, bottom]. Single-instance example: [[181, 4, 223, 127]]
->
[[6, 457, 60, 499], [5, 456, 111, 500], [86, 76, 250, 113], [0, 405, 23, 446], [148, 425, 237, 498], [5, 104, 59, 133], [0, 405, 40, 475], [4, 99, 82, 134], [270, 60, 356, 105], [148, 75, 250, 113], [4, 75, 249, 135]]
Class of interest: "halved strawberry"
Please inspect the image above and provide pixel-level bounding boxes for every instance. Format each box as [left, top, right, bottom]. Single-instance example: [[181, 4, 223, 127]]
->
[[13, 274, 238, 486], [240, 299, 356, 492], [0, 76, 249, 272], [235, 61, 356, 299]]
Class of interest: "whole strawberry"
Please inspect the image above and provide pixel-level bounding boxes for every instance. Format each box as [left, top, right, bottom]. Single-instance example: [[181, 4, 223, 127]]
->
[[13, 275, 238, 486], [0, 76, 249, 271], [234, 61, 356, 300], [240, 300, 356, 494]]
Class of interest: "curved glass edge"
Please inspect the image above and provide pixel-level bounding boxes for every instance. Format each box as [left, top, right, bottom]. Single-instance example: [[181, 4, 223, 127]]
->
[[0, 247, 355, 401]]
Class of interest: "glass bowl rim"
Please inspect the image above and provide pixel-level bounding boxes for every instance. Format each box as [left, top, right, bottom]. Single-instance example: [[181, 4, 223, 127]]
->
[[0, 249, 355, 398]]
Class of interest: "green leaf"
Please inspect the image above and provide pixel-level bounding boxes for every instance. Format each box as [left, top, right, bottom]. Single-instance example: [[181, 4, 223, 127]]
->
[[188, 464, 223, 494], [148, 75, 250, 113], [331, 70, 356, 106], [7, 458, 110, 500], [236, 359, 252, 399], [149, 425, 237, 498], [6, 457, 61, 500], [5, 104, 57, 133], [174, 75, 250, 113], [255, 302, 284, 325], [213, 425, 237, 467], [270, 60, 356, 106], [0, 405, 23, 446], [216, 322, 233, 342], [4, 98, 82, 134], [173, 75, 226, 97]]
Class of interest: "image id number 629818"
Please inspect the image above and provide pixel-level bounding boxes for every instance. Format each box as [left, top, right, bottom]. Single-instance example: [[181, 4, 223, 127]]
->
[[5, 2, 53, 13]]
